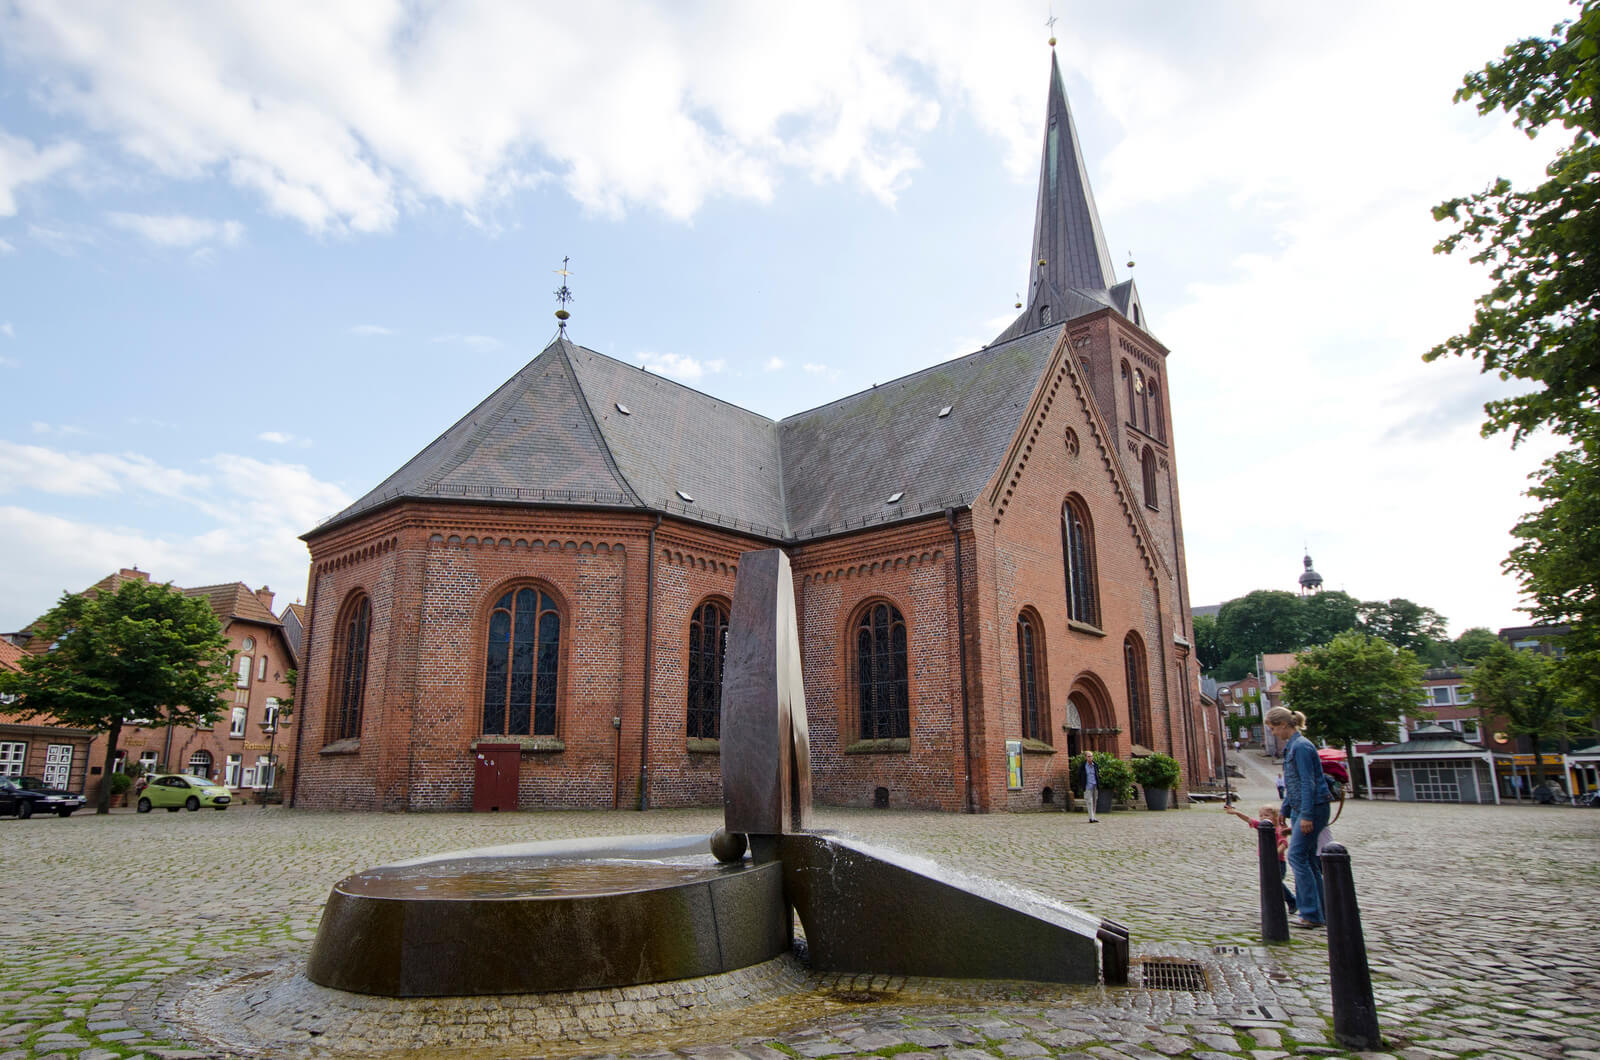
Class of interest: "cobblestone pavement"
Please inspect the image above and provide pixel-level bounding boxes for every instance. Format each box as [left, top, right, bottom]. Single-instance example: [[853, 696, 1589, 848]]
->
[[1, 752, 1596, 1060]]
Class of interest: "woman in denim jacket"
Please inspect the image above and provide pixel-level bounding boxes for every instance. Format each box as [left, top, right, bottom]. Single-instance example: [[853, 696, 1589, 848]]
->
[[1267, 706, 1331, 928]]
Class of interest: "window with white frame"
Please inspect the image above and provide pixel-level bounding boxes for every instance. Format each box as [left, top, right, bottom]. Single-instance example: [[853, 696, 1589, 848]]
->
[[139, 750, 159, 775], [241, 766, 256, 788], [254, 756, 273, 789], [258, 655, 268, 681], [224, 753, 241, 787], [0, 741, 25, 776], [236, 655, 252, 688], [188, 750, 213, 779], [230, 706, 247, 738], [263, 698, 280, 732], [112, 750, 127, 775], [1455, 686, 1472, 703], [1430, 686, 1452, 706]]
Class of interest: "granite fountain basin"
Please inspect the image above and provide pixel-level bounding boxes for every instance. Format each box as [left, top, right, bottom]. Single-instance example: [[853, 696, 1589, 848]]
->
[[305, 833, 788, 997]]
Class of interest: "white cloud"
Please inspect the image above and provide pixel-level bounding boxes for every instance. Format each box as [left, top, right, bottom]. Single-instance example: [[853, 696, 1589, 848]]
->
[[30, 421, 88, 437], [106, 211, 243, 247], [27, 223, 94, 255], [802, 362, 840, 381], [431, 333, 501, 351], [0, 129, 80, 215], [1, 322, 13, 339], [0, 237, 15, 254], [0, 441, 207, 497], [349, 324, 394, 336], [635, 351, 724, 382], [0, 1, 1055, 230], [0, 443, 351, 629], [257, 431, 311, 447], [765, 357, 785, 372]]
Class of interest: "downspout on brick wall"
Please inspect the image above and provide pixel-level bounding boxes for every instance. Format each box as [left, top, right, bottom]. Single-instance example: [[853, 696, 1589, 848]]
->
[[287, 570, 318, 809], [947, 508, 974, 814], [639, 515, 662, 810]]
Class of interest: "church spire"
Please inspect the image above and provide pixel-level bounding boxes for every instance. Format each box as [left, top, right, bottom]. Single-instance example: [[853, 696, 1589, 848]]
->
[[1031, 50, 1116, 297], [993, 48, 1125, 345]]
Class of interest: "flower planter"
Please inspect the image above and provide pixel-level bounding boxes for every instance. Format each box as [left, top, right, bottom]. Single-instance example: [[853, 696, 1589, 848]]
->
[[1143, 786, 1170, 811], [1095, 788, 1115, 815]]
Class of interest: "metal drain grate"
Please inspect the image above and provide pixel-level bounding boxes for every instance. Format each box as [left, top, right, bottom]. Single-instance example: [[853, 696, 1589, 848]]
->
[[1137, 958, 1209, 991]]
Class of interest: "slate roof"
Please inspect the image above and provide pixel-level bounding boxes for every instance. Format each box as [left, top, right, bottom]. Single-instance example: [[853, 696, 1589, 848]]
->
[[184, 583, 282, 629], [319, 325, 1065, 542]]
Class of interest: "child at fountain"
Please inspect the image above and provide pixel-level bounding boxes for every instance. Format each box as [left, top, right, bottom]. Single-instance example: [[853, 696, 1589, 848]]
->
[[1224, 803, 1295, 915]]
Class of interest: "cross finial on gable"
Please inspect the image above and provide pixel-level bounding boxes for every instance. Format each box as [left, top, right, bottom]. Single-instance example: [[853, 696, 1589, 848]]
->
[[553, 257, 575, 335]]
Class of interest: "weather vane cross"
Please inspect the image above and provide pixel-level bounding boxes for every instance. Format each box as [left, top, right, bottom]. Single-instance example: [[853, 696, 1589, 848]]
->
[[553, 256, 574, 335], [1045, 12, 1057, 46]]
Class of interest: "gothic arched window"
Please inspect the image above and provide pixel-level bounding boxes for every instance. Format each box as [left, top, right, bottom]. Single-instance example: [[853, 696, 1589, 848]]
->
[[687, 600, 729, 740], [1142, 446, 1159, 511], [483, 586, 562, 737], [1017, 612, 1048, 742], [330, 593, 371, 742], [1150, 382, 1165, 441], [1062, 496, 1101, 627], [1124, 632, 1150, 748], [856, 602, 909, 740]]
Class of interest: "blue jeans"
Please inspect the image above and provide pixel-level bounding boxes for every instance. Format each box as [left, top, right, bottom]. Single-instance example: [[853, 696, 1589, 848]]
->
[[1286, 801, 1331, 923]]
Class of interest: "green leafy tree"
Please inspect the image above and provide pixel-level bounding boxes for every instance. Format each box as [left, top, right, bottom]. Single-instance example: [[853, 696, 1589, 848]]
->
[[1428, 2, 1600, 725], [1452, 627, 1502, 665], [1506, 444, 1600, 733], [1192, 613, 1223, 673], [1467, 642, 1588, 787], [0, 579, 234, 814], [1216, 590, 1306, 662], [1359, 598, 1450, 657], [1279, 631, 1425, 796], [1426, 1, 1600, 446], [1302, 590, 1362, 647]]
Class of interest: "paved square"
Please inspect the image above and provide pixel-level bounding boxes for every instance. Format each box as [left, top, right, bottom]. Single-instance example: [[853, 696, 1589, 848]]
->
[[2, 755, 1596, 1059]]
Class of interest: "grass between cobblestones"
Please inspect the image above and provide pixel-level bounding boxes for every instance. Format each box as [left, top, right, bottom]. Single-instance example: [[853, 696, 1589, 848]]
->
[[2, 793, 1597, 1060]]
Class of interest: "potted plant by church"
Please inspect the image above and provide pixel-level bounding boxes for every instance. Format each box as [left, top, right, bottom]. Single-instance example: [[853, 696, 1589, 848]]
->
[[1132, 752, 1181, 810]]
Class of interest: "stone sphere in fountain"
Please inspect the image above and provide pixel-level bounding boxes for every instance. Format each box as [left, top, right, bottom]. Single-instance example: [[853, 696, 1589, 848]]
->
[[710, 828, 748, 863]]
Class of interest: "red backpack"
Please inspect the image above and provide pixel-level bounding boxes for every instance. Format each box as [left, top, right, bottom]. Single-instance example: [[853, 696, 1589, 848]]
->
[[1318, 748, 1349, 822]]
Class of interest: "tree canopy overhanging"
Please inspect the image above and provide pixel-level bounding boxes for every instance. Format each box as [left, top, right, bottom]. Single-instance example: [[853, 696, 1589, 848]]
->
[[1428, 1, 1600, 729]]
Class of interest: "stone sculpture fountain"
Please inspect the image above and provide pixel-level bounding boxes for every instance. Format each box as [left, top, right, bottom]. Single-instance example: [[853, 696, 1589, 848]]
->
[[306, 549, 1128, 998]]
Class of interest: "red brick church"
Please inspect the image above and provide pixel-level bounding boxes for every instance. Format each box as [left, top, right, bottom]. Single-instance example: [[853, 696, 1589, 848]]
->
[[290, 52, 1210, 813]]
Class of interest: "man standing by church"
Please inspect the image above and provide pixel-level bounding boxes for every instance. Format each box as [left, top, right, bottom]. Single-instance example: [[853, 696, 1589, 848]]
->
[[1082, 756, 1099, 823]]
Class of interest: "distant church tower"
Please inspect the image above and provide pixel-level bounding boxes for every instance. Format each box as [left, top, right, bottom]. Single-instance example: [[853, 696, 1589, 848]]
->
[[1299, 551, 1324, 596]]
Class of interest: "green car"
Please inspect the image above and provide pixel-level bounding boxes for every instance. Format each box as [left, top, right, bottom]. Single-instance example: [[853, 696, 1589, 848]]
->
[[136, 774, 232, 812]]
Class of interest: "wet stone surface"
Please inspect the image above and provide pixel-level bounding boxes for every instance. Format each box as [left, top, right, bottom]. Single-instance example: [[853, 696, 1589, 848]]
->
[[1, 751, 1596, 1059]]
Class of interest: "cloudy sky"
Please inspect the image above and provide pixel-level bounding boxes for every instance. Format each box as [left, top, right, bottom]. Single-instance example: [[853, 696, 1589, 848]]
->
[[0, 0, 1577, 637]]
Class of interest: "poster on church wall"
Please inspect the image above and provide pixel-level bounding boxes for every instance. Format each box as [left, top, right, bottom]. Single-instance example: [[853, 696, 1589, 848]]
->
[[1006, 740, 1023, 791]]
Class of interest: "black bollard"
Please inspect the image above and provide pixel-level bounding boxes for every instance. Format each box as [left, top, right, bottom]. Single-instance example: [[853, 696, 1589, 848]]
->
[[1320, 842, 1380, 1050], [1257, 819, 1289, 943]]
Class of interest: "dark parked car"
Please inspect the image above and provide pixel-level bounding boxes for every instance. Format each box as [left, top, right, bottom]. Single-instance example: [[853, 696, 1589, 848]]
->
[[0, 776, 87, 818]]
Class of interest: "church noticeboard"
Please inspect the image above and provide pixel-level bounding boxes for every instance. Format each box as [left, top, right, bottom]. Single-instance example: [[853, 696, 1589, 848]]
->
[[1006, 740, 1023, 791]]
